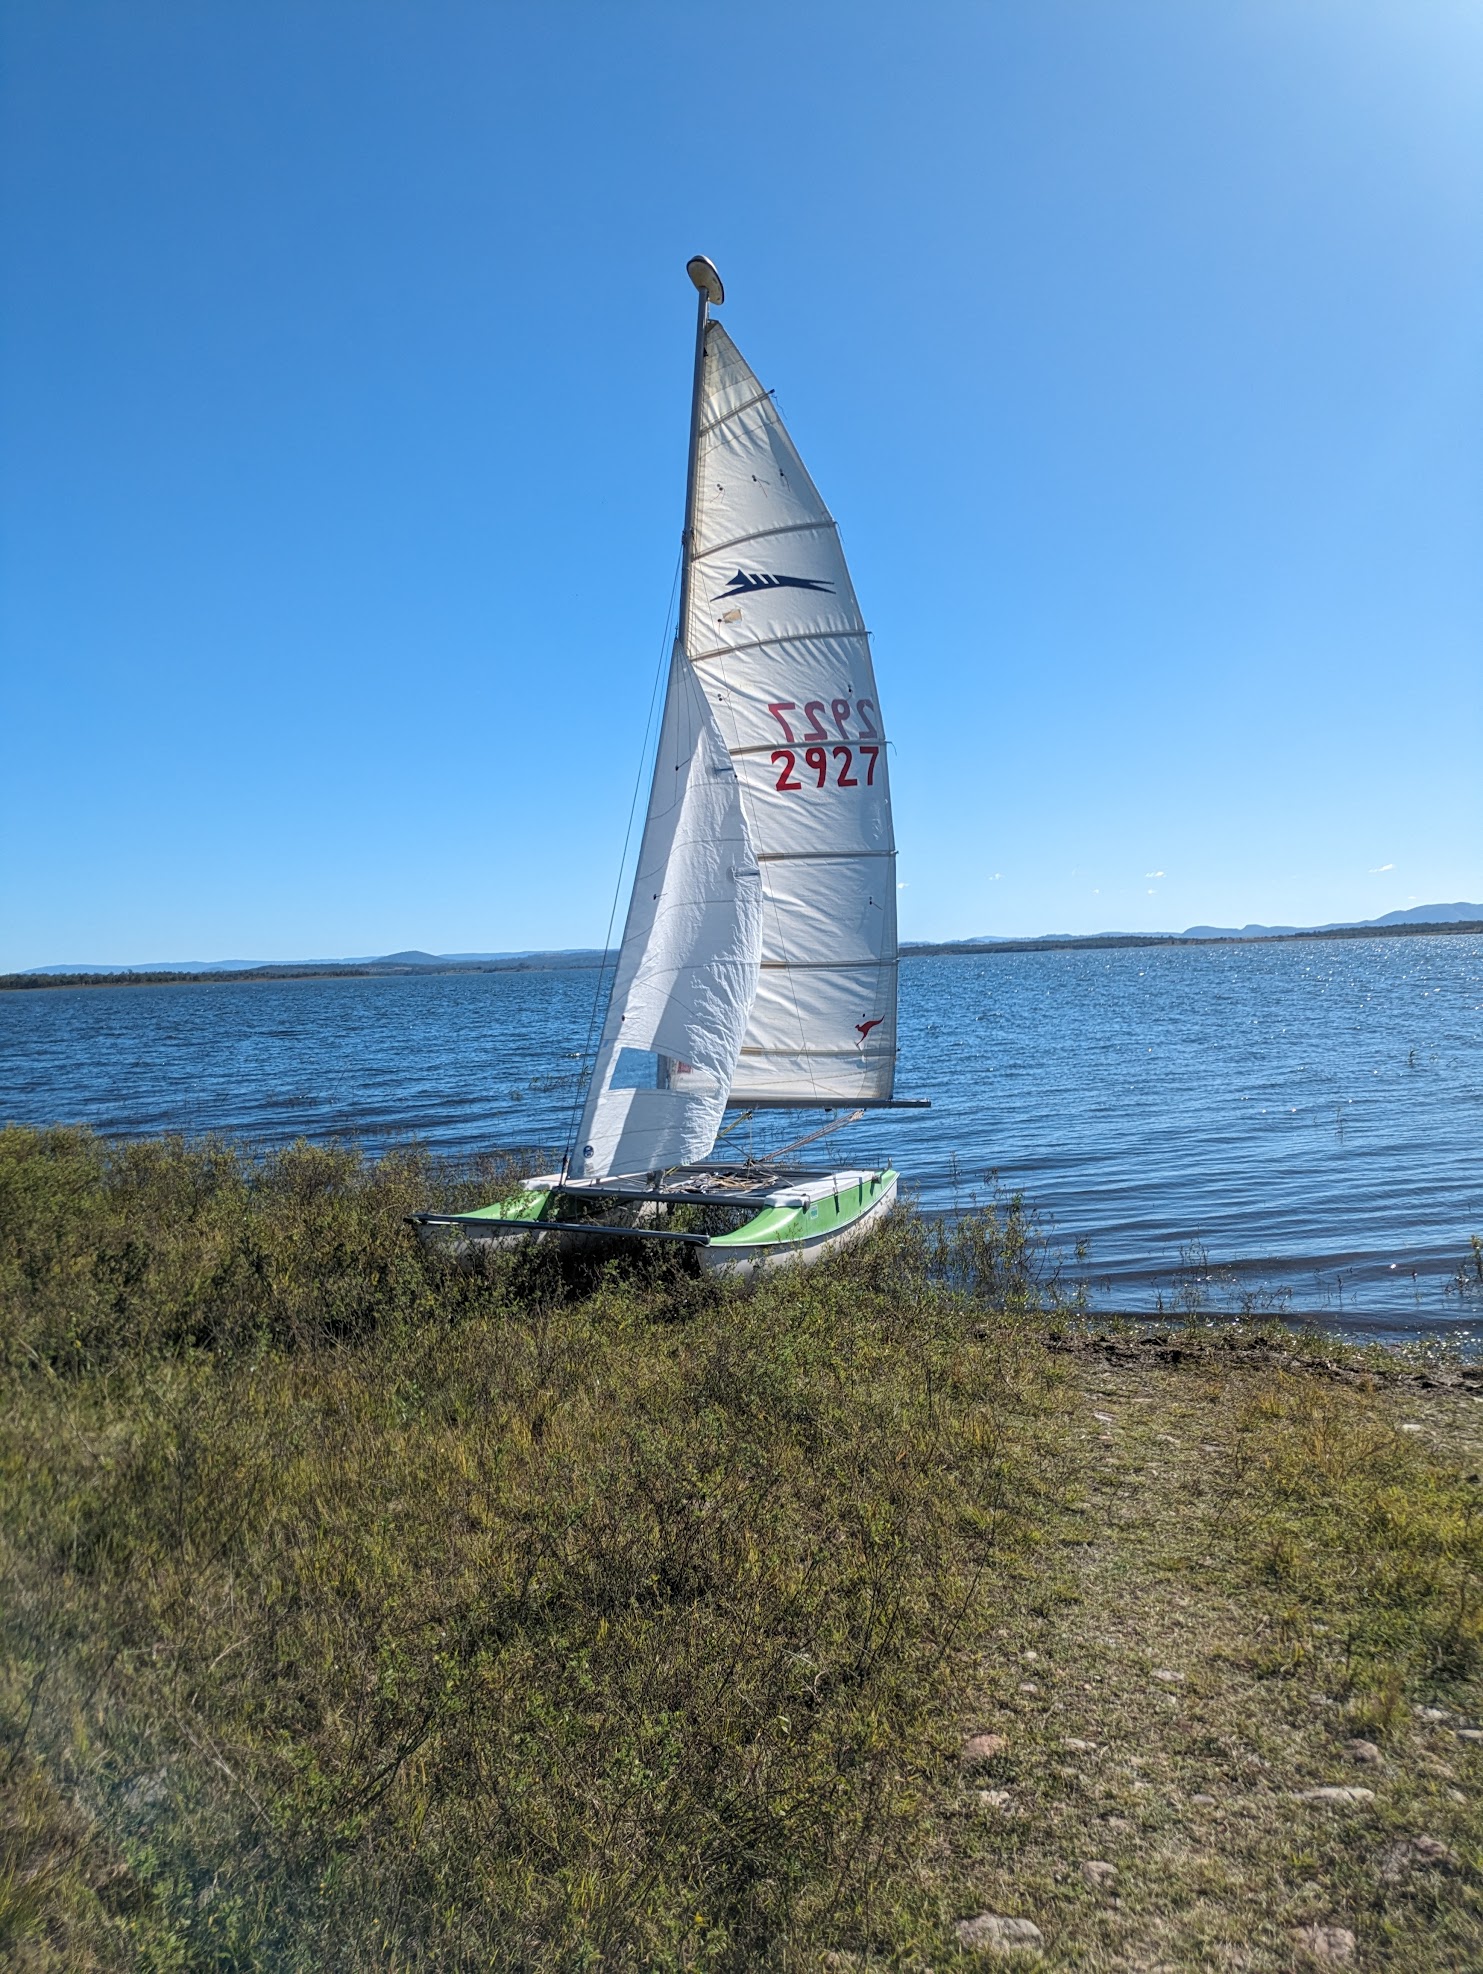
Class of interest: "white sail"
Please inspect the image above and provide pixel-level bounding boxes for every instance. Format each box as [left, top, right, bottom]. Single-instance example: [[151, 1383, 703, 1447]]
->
[[571, 648, 762, 1179], [685, 324, 897, 1105]]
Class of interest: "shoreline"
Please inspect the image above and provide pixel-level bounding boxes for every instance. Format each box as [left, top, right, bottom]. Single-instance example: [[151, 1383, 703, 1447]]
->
[[4, 917, 1479, 991]]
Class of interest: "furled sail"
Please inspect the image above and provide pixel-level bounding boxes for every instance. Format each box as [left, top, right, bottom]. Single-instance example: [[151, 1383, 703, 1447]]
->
[[686, 324, 897, 1106], [571, 648, 763, 1179]]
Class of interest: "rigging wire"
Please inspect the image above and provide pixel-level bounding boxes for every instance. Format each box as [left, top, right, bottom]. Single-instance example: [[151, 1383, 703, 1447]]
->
[[559, 549, 684, 1171]]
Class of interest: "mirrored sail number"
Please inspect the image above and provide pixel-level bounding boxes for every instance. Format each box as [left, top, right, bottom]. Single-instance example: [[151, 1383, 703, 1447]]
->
[[767, 697, 879, 744], [766, 697, 881, 794]]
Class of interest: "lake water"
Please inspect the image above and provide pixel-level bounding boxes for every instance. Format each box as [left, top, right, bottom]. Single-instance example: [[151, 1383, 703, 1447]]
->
[[3, 934, 1480, 1334]]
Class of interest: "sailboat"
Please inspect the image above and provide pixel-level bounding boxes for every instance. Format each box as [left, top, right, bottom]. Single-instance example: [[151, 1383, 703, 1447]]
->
[[413, 257, 925, 1275]]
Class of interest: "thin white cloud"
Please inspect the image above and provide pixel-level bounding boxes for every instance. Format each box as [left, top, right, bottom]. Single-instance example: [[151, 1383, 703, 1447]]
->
[[897, 881, 908, 890], [1144, 870, 1165, 879], [990, 872, 1002, 880], [1370, 862, 1394, 873]]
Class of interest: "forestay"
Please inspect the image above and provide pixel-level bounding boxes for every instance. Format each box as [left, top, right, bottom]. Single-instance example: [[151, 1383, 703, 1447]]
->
[[571, 650, 763, 1180], [686, 324, 897, 1106]]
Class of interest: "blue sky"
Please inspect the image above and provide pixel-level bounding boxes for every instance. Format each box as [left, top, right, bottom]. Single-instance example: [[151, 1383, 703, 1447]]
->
[[2, 0, 1479, 968]]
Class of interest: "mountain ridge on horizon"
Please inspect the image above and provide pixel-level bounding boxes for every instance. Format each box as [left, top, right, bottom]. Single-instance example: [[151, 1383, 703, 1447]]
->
[[15, 905, 1482, 977], [951, 901, 1483, 946]]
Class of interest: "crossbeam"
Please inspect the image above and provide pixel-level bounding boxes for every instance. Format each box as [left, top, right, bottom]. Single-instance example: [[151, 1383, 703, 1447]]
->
[[410, 1213, 711, 1246], [722, 1096, 930, 1111], [561, 1183, 788, 1206]]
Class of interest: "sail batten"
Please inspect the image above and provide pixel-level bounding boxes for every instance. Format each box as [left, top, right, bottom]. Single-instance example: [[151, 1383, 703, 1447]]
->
[[698, 388, 774, 434], [696, 530, 836, 565]]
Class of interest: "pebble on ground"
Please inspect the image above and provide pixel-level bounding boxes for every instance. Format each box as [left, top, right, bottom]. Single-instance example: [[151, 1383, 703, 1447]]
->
[[954, 1913, 1044, 1956], [1290, 1924, 1357, 1964], [962, 1732, 1006, 1765]]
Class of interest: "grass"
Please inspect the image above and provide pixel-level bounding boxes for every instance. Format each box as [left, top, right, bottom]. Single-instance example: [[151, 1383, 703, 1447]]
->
[[1, 1125, 1481, 1968], [0, 1128, 1077, 1968]]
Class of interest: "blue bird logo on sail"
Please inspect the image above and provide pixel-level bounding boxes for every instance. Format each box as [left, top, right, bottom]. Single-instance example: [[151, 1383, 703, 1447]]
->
[[713, 569, 835, 599]]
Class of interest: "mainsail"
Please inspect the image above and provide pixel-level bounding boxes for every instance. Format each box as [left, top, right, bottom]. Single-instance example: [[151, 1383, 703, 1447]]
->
[[572, 282, 895, 1180], [688, 324, 897, 1107]]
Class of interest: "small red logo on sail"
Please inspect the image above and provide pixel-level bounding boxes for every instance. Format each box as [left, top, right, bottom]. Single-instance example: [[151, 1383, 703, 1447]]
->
[[856, 1017, 884, 1042]]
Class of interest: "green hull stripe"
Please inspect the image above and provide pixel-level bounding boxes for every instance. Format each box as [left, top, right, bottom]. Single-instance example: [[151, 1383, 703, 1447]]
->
[[706, 1171, 896, 1252], [458, 1190, 551, 1223]]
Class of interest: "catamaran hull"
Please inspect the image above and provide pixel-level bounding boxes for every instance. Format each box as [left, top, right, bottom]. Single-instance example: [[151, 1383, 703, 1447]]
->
[[411, 1166, 900, 1278], [699, 1171, 898, 1278]]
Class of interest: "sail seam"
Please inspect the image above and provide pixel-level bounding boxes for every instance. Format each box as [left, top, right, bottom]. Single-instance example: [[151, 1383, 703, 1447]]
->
[[691, 629, 870, 665], [692, 519, 833, 562]]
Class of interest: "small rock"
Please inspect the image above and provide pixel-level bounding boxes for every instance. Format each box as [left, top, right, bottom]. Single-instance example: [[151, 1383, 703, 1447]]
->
[[954, 1913, 1043, 1956], [962, 1732, 1006, 1765], [1018, 1681, 1041, 1696], [1447, 1787, 1467, 1804], [1189, 1793, 1217, 1807], [1410, 1834, 1459, 1867], [1290, 1924, 1356, 1964], [1296, 1787, 1375, 1806], [978, 1788, 1014, 1810], [123, 1769, 169, 1813], [1344, 1738, 1383, 1765], [1079, 1859, 1117, 1891], [1092, 1411, 1115, 1424], [1379, 1834, 1460, 1880], [1400, 1422, 1423, 1433], [1150, 1668, 1185, 1685], [1456, 1727, 1483, 1744], [1063, 1737, 1098, 1754], [1022, 1649, 1040, 1664], [1417, 1705, 1449, 1722]]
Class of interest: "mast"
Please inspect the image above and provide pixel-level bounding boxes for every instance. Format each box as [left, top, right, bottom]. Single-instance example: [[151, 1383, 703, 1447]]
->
[[678, 256, 724, 648], [564, 253, 762, 1183]]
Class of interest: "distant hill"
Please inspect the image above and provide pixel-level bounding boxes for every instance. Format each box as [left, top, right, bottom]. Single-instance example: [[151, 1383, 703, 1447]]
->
[[21, 948, 610, 978], [944, 904, 1483, 947], [1179, 903, 1483, 938], [10, 949, 614, 988]]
